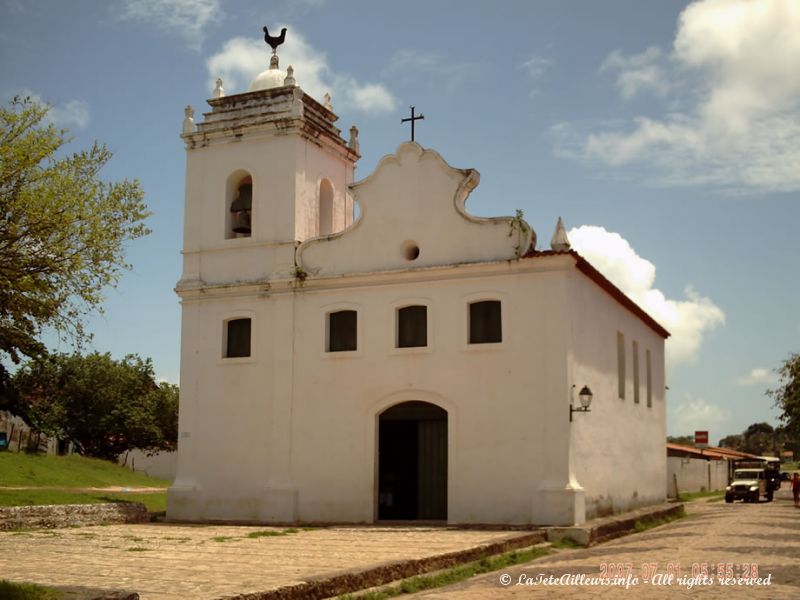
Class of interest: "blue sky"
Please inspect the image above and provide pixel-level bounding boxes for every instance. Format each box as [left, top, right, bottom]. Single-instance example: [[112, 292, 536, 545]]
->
[[2, 0, 798, 442]]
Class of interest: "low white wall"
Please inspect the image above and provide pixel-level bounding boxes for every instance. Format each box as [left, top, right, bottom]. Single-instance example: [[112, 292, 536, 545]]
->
[[120, 450, 177, 481], [667, 456, 728, 497]]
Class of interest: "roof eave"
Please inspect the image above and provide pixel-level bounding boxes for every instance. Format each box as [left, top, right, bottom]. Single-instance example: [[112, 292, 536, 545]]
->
[[526, 249, 671, 340]]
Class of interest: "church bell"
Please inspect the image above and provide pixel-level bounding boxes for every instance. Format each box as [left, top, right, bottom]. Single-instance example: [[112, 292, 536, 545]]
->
[[230, 183, 252, 234]]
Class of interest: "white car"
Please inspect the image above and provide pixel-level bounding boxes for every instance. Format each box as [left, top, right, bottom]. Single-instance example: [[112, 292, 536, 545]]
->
[[725, 469, 770, 503]]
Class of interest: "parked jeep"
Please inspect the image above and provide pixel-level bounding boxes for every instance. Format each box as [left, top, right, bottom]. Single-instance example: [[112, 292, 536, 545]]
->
[[725, 469, 771, 503]]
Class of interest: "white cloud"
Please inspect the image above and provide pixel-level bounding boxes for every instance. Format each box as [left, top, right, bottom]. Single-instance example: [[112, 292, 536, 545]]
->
[[600, 46, 669, 99], [518, 55, 553, 97], [117, 0, 221, 50], [48, 99, 91, 130], [519, 56, 552, 80], [349, 84, 396, 113], [569, 225, 725, 366], [207, 30, 397, 114], [735, 368, 777, 387], [670, 394, 728, 435], [17, 90, 90, 130], [558, 0, 800, 193], [383, 49, 482, 94]]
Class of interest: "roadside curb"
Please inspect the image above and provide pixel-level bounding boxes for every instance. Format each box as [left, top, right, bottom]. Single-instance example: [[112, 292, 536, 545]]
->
[[219, 531, 546, 600], [218, 503, 684, 599], [545, 502, 685, 546]]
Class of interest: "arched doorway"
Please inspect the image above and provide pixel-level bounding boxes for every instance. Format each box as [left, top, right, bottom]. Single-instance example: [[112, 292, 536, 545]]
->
[[377, 401, 447, 521]]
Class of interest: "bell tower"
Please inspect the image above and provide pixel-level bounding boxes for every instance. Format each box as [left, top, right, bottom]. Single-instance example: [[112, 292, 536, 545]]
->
[[177, 41, 360, 289], [169, 29, 360, 523]]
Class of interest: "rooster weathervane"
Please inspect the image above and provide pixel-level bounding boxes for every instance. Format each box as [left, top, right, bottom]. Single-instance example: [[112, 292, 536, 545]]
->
[[263, 26, 287, 55]]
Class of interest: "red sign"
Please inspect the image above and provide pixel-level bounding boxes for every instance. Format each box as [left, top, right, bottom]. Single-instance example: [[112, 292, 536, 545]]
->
[[695, 430, 709, 446]]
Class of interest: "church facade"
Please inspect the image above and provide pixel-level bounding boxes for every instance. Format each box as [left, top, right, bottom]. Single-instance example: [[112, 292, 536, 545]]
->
[[168, 44, 668, 527]]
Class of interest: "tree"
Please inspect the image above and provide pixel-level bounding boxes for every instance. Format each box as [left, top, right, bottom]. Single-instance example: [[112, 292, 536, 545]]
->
[[768, 352, 800, 451], [12, 352, 178, 461], [740, 422, 776, 456], [0, 97, 149, 399], [667, 435, 695, 446], [718, 434, 743, 450]]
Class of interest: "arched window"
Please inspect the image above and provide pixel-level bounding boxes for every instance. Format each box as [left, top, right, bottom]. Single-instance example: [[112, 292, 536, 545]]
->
[[468, 300, 502, 344], [397, 305, 427, 348], [318, 178, 333, 236], [327, 309, 357, 352], [226, 174, 252, 239], [224, 318, 251, 358]]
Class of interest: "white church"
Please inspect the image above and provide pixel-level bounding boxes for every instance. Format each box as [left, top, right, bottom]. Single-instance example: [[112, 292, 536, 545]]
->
[[167, 32, 668, 527]]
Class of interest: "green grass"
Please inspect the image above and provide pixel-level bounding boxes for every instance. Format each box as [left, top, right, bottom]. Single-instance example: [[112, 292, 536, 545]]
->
[[0, 452, 169, 488], [633, 506, 686, 533], [0, 453, 168, 513], [246, 530, 285, 538], [0, 488, 167, 512], [677, 489, 725, 502], [550, 536, 584, 549], [210, 528, 311, 542], [0, 580, 59, 600], [245, 527, 305, 539], [338, 546, 551, 599]]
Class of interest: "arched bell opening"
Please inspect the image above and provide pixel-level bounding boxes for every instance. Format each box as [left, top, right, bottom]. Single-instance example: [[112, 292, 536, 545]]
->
[[377, 401, 447, 521], [226, 173, 253, 239]]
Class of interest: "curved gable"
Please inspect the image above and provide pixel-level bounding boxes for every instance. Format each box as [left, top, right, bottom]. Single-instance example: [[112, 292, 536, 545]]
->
[[297, 142, 534, 276]]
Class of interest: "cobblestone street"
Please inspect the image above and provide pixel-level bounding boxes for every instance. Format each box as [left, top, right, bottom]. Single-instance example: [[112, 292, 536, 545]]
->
[[0, 523, 523, 599], [1, 489, 797, 599], [411, 488, 800, 599]]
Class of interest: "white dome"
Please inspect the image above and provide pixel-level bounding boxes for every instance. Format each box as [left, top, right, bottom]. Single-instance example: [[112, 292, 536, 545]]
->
[[248, 66, 287, 92]]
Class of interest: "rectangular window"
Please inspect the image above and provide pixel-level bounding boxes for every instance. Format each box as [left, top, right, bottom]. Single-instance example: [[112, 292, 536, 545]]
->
[[633, 340, 640, 404], [617, 332, 625, 399], [469, 300, 502, 344], [646, 349, 652, 407], [328, 310, 357, 352], [397, 305, 427, 348], [226, 318, 251, 358]]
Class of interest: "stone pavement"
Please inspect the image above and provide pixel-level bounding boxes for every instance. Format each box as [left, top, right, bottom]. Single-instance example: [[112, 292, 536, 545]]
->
[[407, 488, 800, 599], [0, 522, 533, 599]]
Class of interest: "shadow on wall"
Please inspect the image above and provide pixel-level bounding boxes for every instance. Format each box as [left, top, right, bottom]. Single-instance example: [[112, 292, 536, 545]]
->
[[586, 495, 615, 519]]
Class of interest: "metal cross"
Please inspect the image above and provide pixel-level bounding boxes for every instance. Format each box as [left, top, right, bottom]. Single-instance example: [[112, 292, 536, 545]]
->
[[401, 106, 425, 142]]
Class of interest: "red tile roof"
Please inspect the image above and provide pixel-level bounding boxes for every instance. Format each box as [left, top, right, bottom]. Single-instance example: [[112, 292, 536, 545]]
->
[[666, 442, 761, 460]]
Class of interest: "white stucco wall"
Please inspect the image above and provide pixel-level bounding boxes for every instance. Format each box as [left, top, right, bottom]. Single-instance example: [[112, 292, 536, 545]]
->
[[120, 450, 177, 481], [288, 264, 572, 524], [666, 457, 729, 497], [170, 131, 668, 527], [568, 269, 668, 518]]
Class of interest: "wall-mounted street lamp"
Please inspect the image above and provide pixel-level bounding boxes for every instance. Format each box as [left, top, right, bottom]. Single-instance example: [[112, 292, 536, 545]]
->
[[570, 384, 593, 422]]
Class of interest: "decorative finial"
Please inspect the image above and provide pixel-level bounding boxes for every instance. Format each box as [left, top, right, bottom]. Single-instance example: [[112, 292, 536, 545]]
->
[[550, 216, 571, 252], [349, 125, 360, 154], [283, 65, 296, 87], [323, 93, 333, 111], [213, 78, 225, 98], [401, 106, 425, 142], [263, 26, 287, 55], [270, 54, 279, 69], [182, 105, 195, 134]]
